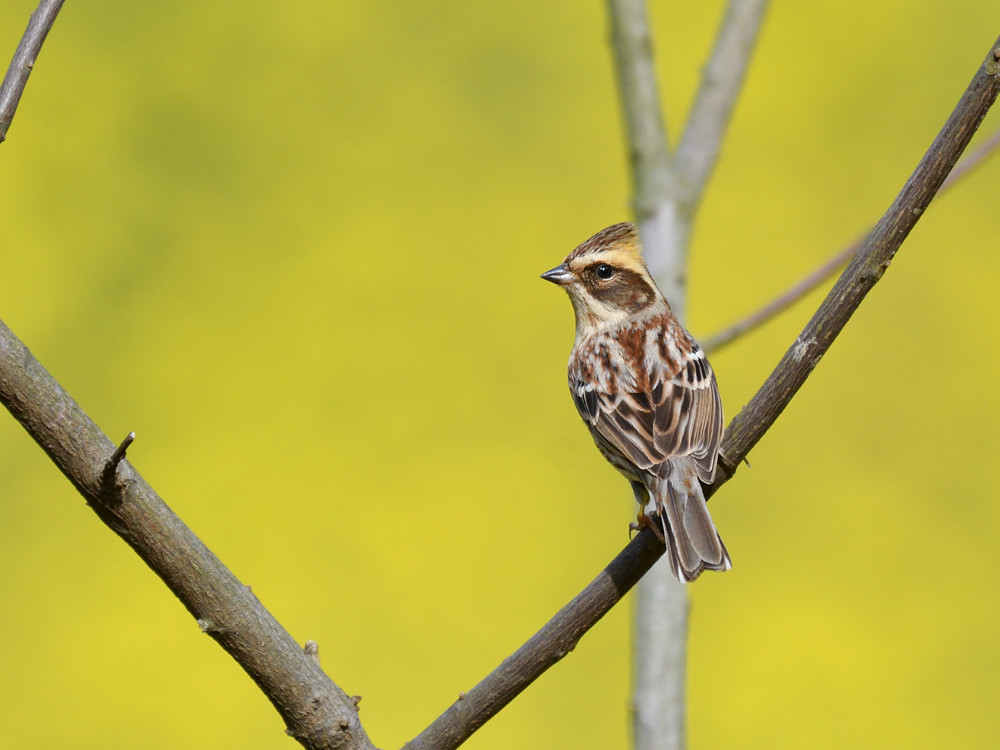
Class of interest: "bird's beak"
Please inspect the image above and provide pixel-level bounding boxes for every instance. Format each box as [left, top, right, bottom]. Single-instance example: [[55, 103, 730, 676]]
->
[[540, 263, 572, 286]]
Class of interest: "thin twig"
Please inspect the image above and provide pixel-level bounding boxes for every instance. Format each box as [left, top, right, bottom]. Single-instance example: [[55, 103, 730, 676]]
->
[[703, 240, 860, 353], [703, 125, 1000, 353], [676, 0, 770, 212], [404, 36, 1000, 750], [0, 0, 65, 143]]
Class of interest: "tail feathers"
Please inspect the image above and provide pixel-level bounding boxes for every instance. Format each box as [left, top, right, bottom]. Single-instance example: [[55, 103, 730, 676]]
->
[[655, 459, 731, 583]]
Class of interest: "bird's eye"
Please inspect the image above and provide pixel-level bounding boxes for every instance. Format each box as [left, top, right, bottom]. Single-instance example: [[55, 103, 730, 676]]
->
[[595, 264, 616, 280]]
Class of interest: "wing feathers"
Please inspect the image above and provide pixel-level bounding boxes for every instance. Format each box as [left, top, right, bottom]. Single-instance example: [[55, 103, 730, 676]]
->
[[569, 320, 723, 483]]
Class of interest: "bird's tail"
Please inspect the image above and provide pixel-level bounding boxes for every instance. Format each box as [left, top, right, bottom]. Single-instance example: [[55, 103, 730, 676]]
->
[[654, 456, 731, 583]]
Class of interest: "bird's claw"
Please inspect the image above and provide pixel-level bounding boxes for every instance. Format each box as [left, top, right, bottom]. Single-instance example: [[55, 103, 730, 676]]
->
[[633, 509, 665, 544]]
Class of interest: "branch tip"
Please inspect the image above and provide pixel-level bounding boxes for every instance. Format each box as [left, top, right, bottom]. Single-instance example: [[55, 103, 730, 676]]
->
[[110, 431, 135, 464], [100, 431, 135, 494]]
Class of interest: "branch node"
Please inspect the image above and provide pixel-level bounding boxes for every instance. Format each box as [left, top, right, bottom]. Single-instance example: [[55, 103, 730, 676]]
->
[[352, 695, 362, 707], [100, 431, 135, 497], [988, 49, 1000, 75], [197, 617, 228, 635], [304, 640, 320, 666]]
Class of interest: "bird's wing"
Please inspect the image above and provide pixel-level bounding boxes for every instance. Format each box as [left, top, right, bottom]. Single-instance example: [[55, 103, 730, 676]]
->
[[571, 336, 723, 483]]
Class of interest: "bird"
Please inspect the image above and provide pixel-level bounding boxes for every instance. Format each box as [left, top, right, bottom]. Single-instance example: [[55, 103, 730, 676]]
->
[[541, 222, 730, 582]]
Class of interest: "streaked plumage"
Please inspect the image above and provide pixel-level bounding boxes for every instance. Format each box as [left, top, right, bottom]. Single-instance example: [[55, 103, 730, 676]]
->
[[542, 222, 730, 582]]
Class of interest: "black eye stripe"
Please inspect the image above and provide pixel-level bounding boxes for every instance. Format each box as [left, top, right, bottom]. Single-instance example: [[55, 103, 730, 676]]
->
[[584, 266, 656, 313]]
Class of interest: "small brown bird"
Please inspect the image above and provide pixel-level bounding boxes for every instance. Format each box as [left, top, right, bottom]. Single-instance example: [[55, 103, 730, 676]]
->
[[542, 222, 730, 582]]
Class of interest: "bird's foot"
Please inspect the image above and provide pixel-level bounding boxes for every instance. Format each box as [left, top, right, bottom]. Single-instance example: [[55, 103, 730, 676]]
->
[[631, 508, 665, 543]]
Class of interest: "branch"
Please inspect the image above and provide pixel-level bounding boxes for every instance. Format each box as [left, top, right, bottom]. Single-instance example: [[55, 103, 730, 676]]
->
[[703, 126, 1000, 353], [703, 240, 859, 353], [676, 0, 769, 212], [607, 0, 689, 305], [405, 35, 1000, 750], [607, 0, 674, 216], [403, 530, 665, 750], [0, 320, 376, 750], [709, 38, 1000, 484], [0, 0, 65, 143]]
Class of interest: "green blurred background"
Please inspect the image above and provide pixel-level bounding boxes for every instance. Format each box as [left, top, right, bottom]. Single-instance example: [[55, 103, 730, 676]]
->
[[1, 1, 999, 748]]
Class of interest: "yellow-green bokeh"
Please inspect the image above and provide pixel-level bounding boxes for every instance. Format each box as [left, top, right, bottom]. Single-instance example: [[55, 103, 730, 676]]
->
[[2, 1, 999, 748]]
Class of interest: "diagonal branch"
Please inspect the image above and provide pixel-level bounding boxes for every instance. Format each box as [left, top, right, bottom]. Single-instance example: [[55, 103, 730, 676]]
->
[[676, 0, 769, 212], [404, 35, 1000, 750], [0, 320, 377, 750], [703, 125, 1000, 354], [0, 0, 65, 143], [710, 39, 1000, 474], [402, 536, 664, 750]]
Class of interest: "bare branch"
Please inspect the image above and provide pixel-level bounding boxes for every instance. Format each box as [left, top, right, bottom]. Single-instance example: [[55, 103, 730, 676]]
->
[[606, 0, 691, 305], [405, 35, 1000, 750], [0, 0, 65, 143], [403, 531, 665, 750], [607, 0, 674, 210], [710, 39, 1000, 484], [0, 321, 376, 750], [676, 0, 769, 211], [704, 126, 1000, 354]]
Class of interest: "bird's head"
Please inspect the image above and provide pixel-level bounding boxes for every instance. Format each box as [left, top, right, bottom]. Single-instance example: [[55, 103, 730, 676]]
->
[[541, 222, 665, 337]]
